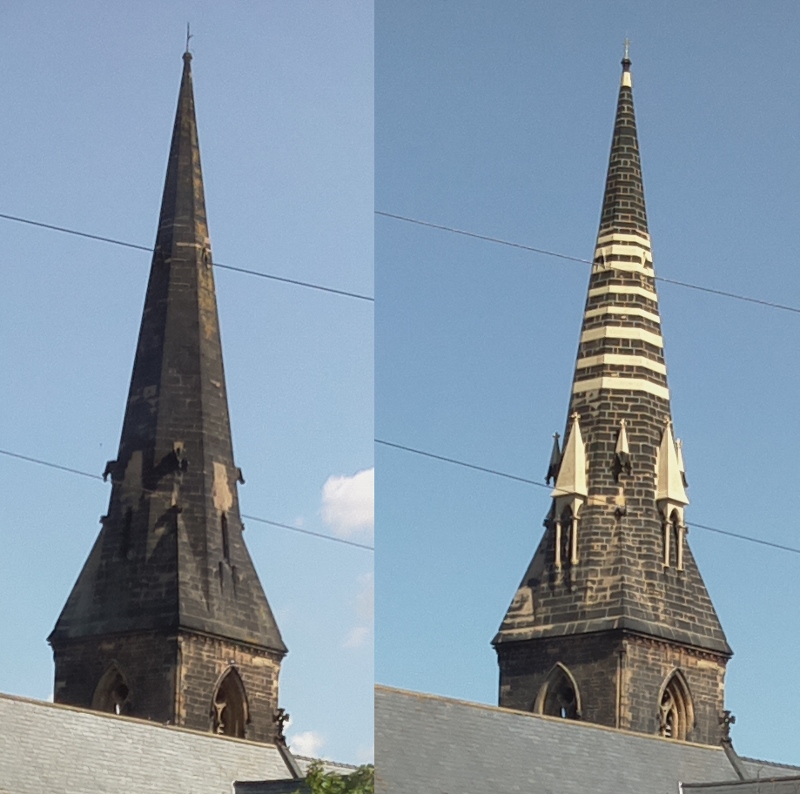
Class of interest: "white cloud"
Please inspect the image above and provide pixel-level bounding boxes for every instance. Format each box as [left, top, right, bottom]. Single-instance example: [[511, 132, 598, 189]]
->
[[321, 468, 374, 539], [356, 572, 374, 623], [343, 625, 370, 649], [289, 730, 325, 757]]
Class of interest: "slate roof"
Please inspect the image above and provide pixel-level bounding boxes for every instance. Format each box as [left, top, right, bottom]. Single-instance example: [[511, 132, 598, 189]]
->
[[684, 778, 800, 793], [0, 692, 294, 793], [375, 686, 795, 794], [234, 755, 361, 792], [235, 782, 308, 793], [739, 759, 800, 780]]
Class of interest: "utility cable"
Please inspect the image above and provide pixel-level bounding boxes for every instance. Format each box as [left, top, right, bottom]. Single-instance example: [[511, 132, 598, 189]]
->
[[2, 208, 796, 312], [376, 211, 800, 316], [0, 447, 373, 552], [240, 514, 373, 551], [375, 438, 800, 556], [0, 211, 373, 303]]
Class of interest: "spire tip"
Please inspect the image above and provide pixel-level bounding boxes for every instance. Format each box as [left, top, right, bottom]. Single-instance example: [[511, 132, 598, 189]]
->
[[620, 38, 632, 87], [184, 23, 193, 61]]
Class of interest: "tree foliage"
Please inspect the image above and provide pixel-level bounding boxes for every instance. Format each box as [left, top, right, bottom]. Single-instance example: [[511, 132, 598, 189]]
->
[[301, 761, 374, 794]]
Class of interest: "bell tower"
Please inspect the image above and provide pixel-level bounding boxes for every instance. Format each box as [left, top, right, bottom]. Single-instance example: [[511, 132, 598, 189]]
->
[[49, 50, 287, 743], [493, 50, 732, 745]]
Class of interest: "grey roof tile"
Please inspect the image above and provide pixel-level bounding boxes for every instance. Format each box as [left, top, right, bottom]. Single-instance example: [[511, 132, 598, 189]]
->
[[684, 778, 800, 793], [0, 693, 291, 793], [376, 686, 743, 794]]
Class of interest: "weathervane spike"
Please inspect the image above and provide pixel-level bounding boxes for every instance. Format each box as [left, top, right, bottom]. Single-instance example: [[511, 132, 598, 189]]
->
[[185, 22, 193, 55], [623, 38, 631, 61]]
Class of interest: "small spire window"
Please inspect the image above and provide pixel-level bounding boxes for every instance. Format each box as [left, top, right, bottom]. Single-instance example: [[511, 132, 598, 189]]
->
[[120, 507, 132, 560], [663, 509, 685, 571], [221, 512, 230, 564], [553, 508, 578, 570]]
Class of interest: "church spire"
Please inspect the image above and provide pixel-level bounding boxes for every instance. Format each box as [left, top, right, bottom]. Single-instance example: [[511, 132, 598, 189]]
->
[[49, 53, 286, 743], [494, 52, 731, 746], [598, 41, 648, 237]]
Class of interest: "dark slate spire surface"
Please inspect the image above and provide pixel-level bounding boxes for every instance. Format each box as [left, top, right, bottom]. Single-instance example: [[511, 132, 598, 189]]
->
[[50, 53, 286, 654], [598, 54, 649, 235], [495, 57, 730, 657]]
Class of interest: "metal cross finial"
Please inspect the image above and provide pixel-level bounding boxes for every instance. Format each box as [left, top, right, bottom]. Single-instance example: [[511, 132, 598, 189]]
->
[[719, 710, 736, 743], [623, 38, 631, 61], [185, 23, 193, 54]]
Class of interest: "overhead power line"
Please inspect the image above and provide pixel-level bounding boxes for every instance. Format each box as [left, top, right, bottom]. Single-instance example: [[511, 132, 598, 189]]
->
[[375, 211, 800, 316], [240, 514, 373, 551], [0, 447, 373, 552], [0, 448, 104, 482], [375, 438, 800, 557], [0, 211, 373, 303]]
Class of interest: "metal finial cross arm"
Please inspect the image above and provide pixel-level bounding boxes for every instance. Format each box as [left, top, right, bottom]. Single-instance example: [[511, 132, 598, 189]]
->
[[185, 23, 193, 54]]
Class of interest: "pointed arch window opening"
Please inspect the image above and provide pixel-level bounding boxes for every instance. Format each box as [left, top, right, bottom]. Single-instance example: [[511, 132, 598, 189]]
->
[[535, 663, 581, 721], [673, 513, 685, 572], [553, 508, 579, 570], [92, 665, 131, 716], [221, 512, 230, 564], [211, 668, 249, 738], [120, 507, 133, 560], [658, 671, 693, 740], [663, 509, 685, 572]]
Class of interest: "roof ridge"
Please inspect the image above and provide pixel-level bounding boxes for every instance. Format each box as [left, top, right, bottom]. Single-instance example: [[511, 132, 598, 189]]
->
[[375, 685, 726, 749], [0, 691, 280, 748]]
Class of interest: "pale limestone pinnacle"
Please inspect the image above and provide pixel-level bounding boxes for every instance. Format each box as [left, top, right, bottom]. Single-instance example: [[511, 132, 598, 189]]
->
[[552, 413, 587, 500], [656, 419, 689, 509]]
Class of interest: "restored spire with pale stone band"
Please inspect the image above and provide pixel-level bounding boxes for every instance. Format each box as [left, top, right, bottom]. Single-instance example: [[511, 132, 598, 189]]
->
[[494, 50, 731, 745]]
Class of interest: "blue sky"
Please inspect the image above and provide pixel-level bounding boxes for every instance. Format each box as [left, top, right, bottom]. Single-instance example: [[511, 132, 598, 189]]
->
[[376, 1, 800, 766], [0, 2, 373, 765]]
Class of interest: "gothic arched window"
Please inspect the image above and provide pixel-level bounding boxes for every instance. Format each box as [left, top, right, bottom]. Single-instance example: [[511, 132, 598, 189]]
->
[[534, 663, 581, 720], [211, 668, 249, 738], [658, 670, 693, 740], [664, 509, 686, 571], [553, 508, 578, 569], [92, 665, 131, 716]]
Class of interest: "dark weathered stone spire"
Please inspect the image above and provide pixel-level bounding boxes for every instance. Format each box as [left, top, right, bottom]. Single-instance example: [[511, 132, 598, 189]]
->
[[49, 52, 286, 743], [494, 52, 731, 746], [597, 46, 649, 236]]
